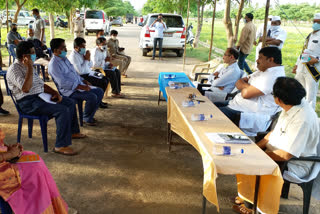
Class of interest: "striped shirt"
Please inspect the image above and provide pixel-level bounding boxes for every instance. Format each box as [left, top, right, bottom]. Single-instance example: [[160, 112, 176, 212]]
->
[[6, 61, 44, 100]]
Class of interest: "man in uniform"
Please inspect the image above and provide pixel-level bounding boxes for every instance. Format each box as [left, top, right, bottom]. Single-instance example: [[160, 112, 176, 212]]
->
[[73, 10, 85, 39], [293, 13, 320, 109]]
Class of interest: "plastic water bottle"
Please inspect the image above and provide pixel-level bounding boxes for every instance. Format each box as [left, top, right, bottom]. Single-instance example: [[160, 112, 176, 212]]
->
[[182, 100, 200, 107], [191, 113, 213, 121], [213, 146, 245, 156]]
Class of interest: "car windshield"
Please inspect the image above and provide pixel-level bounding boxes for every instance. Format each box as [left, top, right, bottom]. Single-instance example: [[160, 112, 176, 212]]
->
[[86, 11, 103, 19], [22, 12, 30, 17], [147, 15, 184, 28]]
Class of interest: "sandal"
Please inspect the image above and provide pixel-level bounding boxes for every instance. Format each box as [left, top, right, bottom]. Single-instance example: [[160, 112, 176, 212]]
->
[[232, 204, 252, 214], [72, 133, 87, 139], [53, 147, 78, 156], [111, 94, 125, 98], [230, 196, 245, 205]]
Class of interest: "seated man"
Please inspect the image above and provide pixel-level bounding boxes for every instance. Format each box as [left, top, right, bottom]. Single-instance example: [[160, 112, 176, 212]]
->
[[197, 48, 242, 102], [6, 41, 85, 155], [7, 23, 23, 59], [48, 38, 104, 126], [92, 37, 124, 98], [232, 77, 319, 213], [215, 47, 285, 136], [68, 37, 109, 108], [107, 30, 131, 77]]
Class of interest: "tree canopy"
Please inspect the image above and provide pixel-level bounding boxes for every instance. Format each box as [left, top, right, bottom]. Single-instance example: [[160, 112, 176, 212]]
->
[[97, 0, 137, 17], [142, 0, 198, 16]]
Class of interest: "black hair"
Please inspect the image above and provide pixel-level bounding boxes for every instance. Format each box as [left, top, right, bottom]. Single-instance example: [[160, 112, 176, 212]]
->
[[74, 37, 86, 48], [159, 13, 163, 16], [96, 37, 106, 45], [110, 30, 118, 36], [259, 47, 282, 65], [273, 77, 306, 106], [32, 8, 39, 14], [50, 38, 65, 52], [16, 41, 34, 59], [246, 13, 254, 20], [227, 48, 239, 60]]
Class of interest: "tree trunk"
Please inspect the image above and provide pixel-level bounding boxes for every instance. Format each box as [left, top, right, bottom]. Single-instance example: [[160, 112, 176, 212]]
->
[[70, 9, 74, 34], [233, 0, 245, 45], [223, 0, 234, 47], [66, 11, 70, 29], [13, 0, 27, 24], [49, 13, 55, 40], [194, 0, 205, 48], [182, 0, 190, 72], [208, 1, 217, 61], [262, 0, 270, 48]]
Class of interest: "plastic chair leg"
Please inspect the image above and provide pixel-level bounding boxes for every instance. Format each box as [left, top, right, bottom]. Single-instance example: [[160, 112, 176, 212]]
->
[[0, 197, 12, 214], [77, 100, 83, 127], [28, 119, 34, 138], [299, 180, 314, 214], [17, 117, 23, 143], [39, 117, 48, 152], [281, 180, 290, 199]]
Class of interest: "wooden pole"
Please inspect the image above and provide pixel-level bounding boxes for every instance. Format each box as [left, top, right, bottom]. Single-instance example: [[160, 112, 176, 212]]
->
[[233, 0, 245, 46], [6, 0, 9, 33], [208, 0, 217, 61], [262, 0, 270, 48], [182, 0, 190, 72]]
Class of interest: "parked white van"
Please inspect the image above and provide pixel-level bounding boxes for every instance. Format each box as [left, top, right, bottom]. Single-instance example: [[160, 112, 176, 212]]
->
[[139, 13, 186, 57], [1, 10, 34, 26], [84, 9, 111, 35]]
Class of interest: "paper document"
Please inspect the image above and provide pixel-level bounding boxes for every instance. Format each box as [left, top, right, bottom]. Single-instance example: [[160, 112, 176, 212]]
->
[[88, 71, 103, 79], [206, 133, 251, 144], [38, 93, 57, 104]]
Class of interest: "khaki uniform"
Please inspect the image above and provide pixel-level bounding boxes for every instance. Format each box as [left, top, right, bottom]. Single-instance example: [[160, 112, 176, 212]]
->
[[107, 38, 131, 75], [73, 17, 85, 38]]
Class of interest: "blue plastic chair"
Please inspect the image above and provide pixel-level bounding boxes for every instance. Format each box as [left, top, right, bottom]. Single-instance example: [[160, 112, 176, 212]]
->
[[0, 68, 9, 95], [34, 64, 46, 82], [0, 197, 12, 214], [46, 47, 52, 58], [5, 43, 16, 66], [4, 74, 50, 152]]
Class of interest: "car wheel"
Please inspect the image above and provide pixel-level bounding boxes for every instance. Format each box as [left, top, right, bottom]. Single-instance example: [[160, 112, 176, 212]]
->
[[85, 31, 88, 36], [177, 50, 184, 57], [142, 48, 148, 57]]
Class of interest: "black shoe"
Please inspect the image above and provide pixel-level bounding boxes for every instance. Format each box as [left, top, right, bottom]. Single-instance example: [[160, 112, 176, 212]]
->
[[0, 108, 9, 116], [99, 102, 108, 109], [151, 57, 155, 60]]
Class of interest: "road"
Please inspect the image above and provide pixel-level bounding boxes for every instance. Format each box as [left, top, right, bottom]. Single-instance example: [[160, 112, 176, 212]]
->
[[0, 24, 319, 214]]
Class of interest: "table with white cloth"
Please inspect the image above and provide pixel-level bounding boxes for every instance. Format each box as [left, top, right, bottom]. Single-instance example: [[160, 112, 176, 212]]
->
[[166, 87, 283, 214]]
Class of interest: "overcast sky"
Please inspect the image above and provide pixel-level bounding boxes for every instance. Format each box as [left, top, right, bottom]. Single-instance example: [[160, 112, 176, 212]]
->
[[127, 0, 319, 11]]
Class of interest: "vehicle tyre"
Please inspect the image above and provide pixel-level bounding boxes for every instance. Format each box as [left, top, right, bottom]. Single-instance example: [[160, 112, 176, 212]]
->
[[85, 31, 88, 36], [142, 48, 148, 57], [177, 50, 184, 57]]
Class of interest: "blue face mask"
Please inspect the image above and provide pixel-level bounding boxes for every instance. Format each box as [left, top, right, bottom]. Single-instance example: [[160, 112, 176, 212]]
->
[[79, 48, 86, 55], [312, 23, 320, 31], [30, 54, 37, 62], [33, 15, 37, 19], [59, 50, 67, 58]]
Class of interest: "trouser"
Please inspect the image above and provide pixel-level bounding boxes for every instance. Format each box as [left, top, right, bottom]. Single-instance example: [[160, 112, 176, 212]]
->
[[0, 84, 3, 107], [80, 74, 109, 92], [74, 32, 85, 39], [238, 51, 252, 74], [295, 71, 319, 109], [17, 95, 79, 148], [110, 57, 126, 75], [103, 68, 121, 94], [153, 38, 163, 58], [69, 88, 104, 123], [118, 53, 131, 74], [34, 58, 50, 78], [214, 101, 241, 126], [113, 54, 130, 75]]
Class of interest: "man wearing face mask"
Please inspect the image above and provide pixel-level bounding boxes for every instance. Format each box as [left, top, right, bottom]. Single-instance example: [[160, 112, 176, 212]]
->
[[32, 8, 46, 44], [7, 23, 23, 46], [69, 37, 109, 108], [265, 16, 287, 50], [48, 38, 104, 126], [150, 14, 167, 60], [92, 37, 124, 98], [293, 13, 320, 110], [6, 41, 85, 155], [73, 9, 85, 39], [236, 13, 256, 75]]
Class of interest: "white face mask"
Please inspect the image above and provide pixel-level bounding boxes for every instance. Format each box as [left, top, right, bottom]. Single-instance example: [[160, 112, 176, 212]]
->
[[111, 36, 117, 40], [243, 19, 247, 24], [76, 13, 80, 18], [270, 25, 280, 31]]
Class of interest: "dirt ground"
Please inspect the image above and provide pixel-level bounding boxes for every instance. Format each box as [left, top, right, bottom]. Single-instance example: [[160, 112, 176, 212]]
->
[[0, 24, 319, 214]]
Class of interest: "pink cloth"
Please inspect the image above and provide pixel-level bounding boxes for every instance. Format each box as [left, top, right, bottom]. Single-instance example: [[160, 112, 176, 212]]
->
[[6, 151, 68, 214]]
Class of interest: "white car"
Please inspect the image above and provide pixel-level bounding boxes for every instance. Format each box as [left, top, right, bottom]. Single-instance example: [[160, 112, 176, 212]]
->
[[1, 10, 34, 26], [84, 9, 111, 35], [139, 13, 186, 57]]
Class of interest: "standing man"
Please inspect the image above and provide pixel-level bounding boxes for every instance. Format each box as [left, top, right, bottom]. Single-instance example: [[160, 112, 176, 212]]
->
[[294, 13, 320, 110], [73, 10, 85, 39], [265, 16, 287, 50], [150, 14, 167, 60], [32, 8, 46, 44], [236, 13, 256, 74]]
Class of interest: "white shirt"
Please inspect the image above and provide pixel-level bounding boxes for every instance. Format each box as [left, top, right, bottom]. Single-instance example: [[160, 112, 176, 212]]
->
[[267, 100, 319, 177], [228, 66, 285, 114], [256, 23, 271, 40], [68, 50, 93, 75], [151, 22, 167, 38], [269, 27, 287, 49], [33, 17, 46, 43], [207, 62, 242, 93], [91, 46, 110, 69]]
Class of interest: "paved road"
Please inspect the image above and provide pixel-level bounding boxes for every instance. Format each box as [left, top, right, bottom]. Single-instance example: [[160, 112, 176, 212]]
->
[[0, 24, 319, 213]]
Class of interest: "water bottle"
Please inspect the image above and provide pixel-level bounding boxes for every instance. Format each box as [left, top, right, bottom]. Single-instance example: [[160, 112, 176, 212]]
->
[[182, 100, 200, 107], [213, 146, 245, 156], [191, 113, 213, 121]]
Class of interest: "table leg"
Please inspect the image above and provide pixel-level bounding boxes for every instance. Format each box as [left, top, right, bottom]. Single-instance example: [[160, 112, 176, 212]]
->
[[158, 90, 161, 106], [167, 123, 172, 152], [253, 175, 260, 214], [202, 195, 207, 214]]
